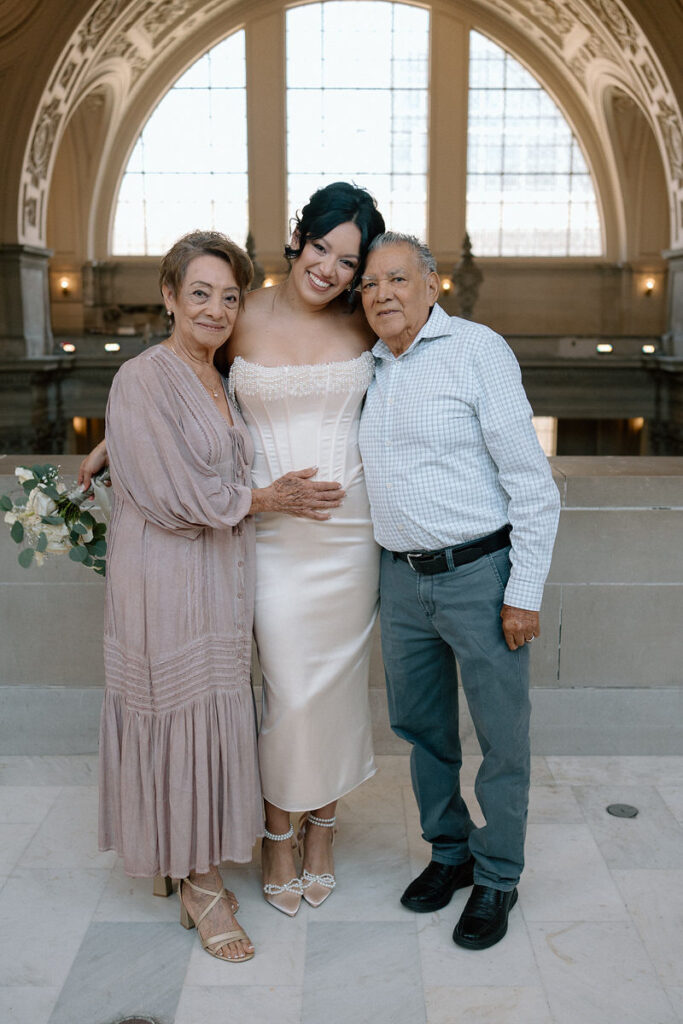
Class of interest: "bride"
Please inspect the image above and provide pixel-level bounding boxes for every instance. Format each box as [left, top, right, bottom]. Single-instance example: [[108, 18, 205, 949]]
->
[[228, 181, 385, 915]]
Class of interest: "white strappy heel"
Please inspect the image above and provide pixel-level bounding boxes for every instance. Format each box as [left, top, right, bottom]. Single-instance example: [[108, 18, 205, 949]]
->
[[297, 813, 337, 907], [262, 824, 304, 916]]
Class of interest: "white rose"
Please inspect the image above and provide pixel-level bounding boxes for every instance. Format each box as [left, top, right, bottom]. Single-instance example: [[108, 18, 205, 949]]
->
[[4, 510, 17, 525], [43, 522, 69, 552], [27, 490, 57, 517], [14, 466, 33, 484]]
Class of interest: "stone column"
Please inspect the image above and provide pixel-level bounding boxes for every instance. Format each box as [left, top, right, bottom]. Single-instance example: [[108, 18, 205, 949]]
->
[[652, 249, 683, 452], [0, 244, 54, 358]]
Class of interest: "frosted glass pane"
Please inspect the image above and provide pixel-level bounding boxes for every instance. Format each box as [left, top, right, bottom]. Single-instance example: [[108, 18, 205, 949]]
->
[[286, 2, 428, 235], [467, 29, 602, 255], [112, 30, 247, 255], [175, 54, 210, 88], [209, 35, 246, 87]]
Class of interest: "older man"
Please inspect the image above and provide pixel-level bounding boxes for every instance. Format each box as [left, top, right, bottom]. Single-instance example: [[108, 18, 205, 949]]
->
[[358, 232, 560, 950]]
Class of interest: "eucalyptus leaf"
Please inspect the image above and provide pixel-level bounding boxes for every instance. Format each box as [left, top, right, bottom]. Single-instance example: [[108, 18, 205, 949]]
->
[[69, 545, 88, 563], [0, 495, 12, 511], [41, 515, 63, 525], [94, 566, 106, 577], [36, 532, 48, 553], [22, 480, 35, 494], [87, 539, 107, 557], [80, 511, 96, 529], [92, 522, 106, 538], [72, 522, 88, 535], [10, 520, 24, 544], [43, 485, 60, 501], [69, 531, 81, 545], [18, 548, 34, 568], [82, 554, 94, 567], [30, 465, 46, 477]]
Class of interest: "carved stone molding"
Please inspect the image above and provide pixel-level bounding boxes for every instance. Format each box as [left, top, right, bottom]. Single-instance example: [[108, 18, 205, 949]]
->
[[78, 0, 124, 53], [26, 99, 61, 189], [657, 100, 683, 183]]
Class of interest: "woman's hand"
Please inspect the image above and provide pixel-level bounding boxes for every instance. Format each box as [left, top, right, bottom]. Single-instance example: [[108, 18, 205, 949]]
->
[[78, 440, 109, 490], [250, 467, 344, 520]]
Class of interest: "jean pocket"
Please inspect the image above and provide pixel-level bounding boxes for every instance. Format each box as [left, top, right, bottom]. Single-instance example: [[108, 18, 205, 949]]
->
[[486, 547, 511, 594]]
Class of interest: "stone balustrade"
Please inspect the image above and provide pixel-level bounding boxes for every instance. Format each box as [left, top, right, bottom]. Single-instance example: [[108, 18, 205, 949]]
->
[[1, 455, 681, 755]]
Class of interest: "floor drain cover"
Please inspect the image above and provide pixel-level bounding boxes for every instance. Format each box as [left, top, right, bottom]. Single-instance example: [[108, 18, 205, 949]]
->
[[606, 803, 639, 818]]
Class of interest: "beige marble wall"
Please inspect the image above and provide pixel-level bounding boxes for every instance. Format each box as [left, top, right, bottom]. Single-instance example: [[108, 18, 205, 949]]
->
[[1, 455, 682, 754]]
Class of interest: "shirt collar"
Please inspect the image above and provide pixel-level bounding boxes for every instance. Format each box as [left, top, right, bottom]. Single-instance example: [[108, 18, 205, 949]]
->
[[371, 303, 452, 361]]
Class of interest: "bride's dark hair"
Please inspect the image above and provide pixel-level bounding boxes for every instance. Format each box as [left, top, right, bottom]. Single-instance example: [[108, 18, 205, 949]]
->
[[285, 181, 385, 289]]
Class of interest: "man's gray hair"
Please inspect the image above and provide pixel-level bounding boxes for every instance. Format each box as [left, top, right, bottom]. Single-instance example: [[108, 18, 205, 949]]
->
[[366, 231, 437, 276]]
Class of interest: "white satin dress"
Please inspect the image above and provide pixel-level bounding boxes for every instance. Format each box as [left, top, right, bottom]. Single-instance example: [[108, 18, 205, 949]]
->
[[230, 352, 379, 811]]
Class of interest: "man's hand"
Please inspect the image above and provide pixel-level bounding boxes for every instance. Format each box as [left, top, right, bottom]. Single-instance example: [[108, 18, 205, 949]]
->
[[501, 604, 540, 651]]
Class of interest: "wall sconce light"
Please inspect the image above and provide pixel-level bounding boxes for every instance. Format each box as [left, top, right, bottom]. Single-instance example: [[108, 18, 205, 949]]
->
[[644, 277, 655, 297], [263, 277, 275, 288], [60, 342, 76, 353], [441, 277, 452, 293], [596, 343, 613, 354], [59, 276, 71, 297], [104, 342, 121, 352], [642, 344, 656, 355]]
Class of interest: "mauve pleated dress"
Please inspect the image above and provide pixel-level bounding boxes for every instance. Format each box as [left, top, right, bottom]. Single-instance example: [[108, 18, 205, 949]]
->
[[98, 346, 263, 878]]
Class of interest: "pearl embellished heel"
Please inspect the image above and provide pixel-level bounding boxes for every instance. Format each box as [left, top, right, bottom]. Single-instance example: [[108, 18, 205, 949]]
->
[[262, 824, 304, 917], [297, 813, 337, 908]]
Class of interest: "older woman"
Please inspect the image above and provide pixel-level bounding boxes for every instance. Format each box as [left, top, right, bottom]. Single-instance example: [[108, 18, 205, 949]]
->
[[99, 230, 343, 963]]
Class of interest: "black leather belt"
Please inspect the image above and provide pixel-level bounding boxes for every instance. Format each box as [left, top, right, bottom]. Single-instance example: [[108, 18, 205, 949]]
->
[[391, 524, 512, 576]]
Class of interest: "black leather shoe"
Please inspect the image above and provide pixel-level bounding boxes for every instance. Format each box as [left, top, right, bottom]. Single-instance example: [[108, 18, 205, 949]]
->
[[453, 884, 518, 950], [400, 857, 475, 913]]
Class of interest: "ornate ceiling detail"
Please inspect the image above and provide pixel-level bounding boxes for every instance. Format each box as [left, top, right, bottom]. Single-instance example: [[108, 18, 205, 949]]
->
[[16, 0, 683, 249]]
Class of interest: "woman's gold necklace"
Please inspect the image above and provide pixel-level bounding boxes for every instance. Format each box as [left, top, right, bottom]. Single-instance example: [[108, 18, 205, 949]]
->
[[170, 344, 221, 399]]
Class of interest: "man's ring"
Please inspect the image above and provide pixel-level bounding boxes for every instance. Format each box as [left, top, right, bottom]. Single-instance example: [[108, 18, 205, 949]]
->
[[526, 635, 535, 643]]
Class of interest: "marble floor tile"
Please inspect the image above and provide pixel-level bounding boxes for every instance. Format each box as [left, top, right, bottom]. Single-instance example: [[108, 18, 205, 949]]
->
[[546, 756, 683, 787], [0, 985, 60, 1024], [0, 755, 98, 786], [522, 824, 628, 921], [19, 785, 116, 870], [0, 786, 62, 823], [528, 920, 678, 1024], [47, 921, 191, 1024], [184, 890, 308, 988], [337, 772, 405, 824], [612, 869, 683, 988], [659, 785, 683, 826], [314, 822, 411, 922], [0, 822, 38, 873], [572, 785, 683, 869], [175, 984, 303, 1024], [425, 985, 553, 1024], [302, 920, 426, 1024], [0, 866, 110, 987], [664, 987, 683, 1020], [527, 784, 584, 824], [93, 860, 181, 922], [416, 894, 540, 989]]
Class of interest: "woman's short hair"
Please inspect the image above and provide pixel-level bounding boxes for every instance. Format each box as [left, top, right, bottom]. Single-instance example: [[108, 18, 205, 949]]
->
[[159, 230, 254, 308], [285, 182, 385, 285]]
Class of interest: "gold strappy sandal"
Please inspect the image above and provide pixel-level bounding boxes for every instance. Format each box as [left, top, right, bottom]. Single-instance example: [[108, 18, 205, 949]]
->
[[179, 877, 253, 962]]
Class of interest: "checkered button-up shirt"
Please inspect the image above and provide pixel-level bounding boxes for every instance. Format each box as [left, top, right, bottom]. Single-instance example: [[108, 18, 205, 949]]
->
[[358, 304, 560, 611]]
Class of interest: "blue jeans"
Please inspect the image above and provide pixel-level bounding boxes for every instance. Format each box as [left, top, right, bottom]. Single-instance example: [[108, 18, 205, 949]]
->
[[380, 545, 530, 890]]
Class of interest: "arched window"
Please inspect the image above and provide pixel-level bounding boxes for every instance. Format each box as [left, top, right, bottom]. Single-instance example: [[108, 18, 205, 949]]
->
[[286, 1, 429, 236], [112, 31, 248, 255], [467, 31, 602, 256]]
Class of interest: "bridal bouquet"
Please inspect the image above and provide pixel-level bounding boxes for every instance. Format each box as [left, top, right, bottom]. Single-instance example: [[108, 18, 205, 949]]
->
[[1, 464, 109, 576]]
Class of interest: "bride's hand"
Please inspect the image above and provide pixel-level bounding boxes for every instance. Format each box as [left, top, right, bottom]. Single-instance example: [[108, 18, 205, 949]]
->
[[250, 467, 344, 520], [78, 440, 109, 490]]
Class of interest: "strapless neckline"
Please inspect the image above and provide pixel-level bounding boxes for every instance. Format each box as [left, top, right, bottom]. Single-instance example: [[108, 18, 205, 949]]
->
[[231, 352, 373, 371]]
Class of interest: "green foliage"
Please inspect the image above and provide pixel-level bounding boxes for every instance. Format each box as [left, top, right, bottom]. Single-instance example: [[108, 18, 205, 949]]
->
[[18, 548, 34, 568], [87, 539, 107, 557], [92, 522, 106, 539], [10, 520, 24, 543], [36, 532, 48, 553], [71, 522, 88, 535], [69, 546, 88, 563], [41, 515, 63, 525], [80, 511, 96, 529], [0, 494, 12, 511]]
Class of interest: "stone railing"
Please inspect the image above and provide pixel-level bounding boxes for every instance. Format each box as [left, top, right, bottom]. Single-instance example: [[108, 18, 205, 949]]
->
[[1, 455, 681, 755]]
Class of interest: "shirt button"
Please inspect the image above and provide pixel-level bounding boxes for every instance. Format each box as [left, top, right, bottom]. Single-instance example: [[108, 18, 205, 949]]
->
[[386, 483, 392, 490]]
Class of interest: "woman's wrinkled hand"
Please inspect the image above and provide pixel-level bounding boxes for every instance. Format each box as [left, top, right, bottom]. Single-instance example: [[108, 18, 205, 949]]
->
[[78, 440, 109, 490], [251, 467, 344, 520]]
